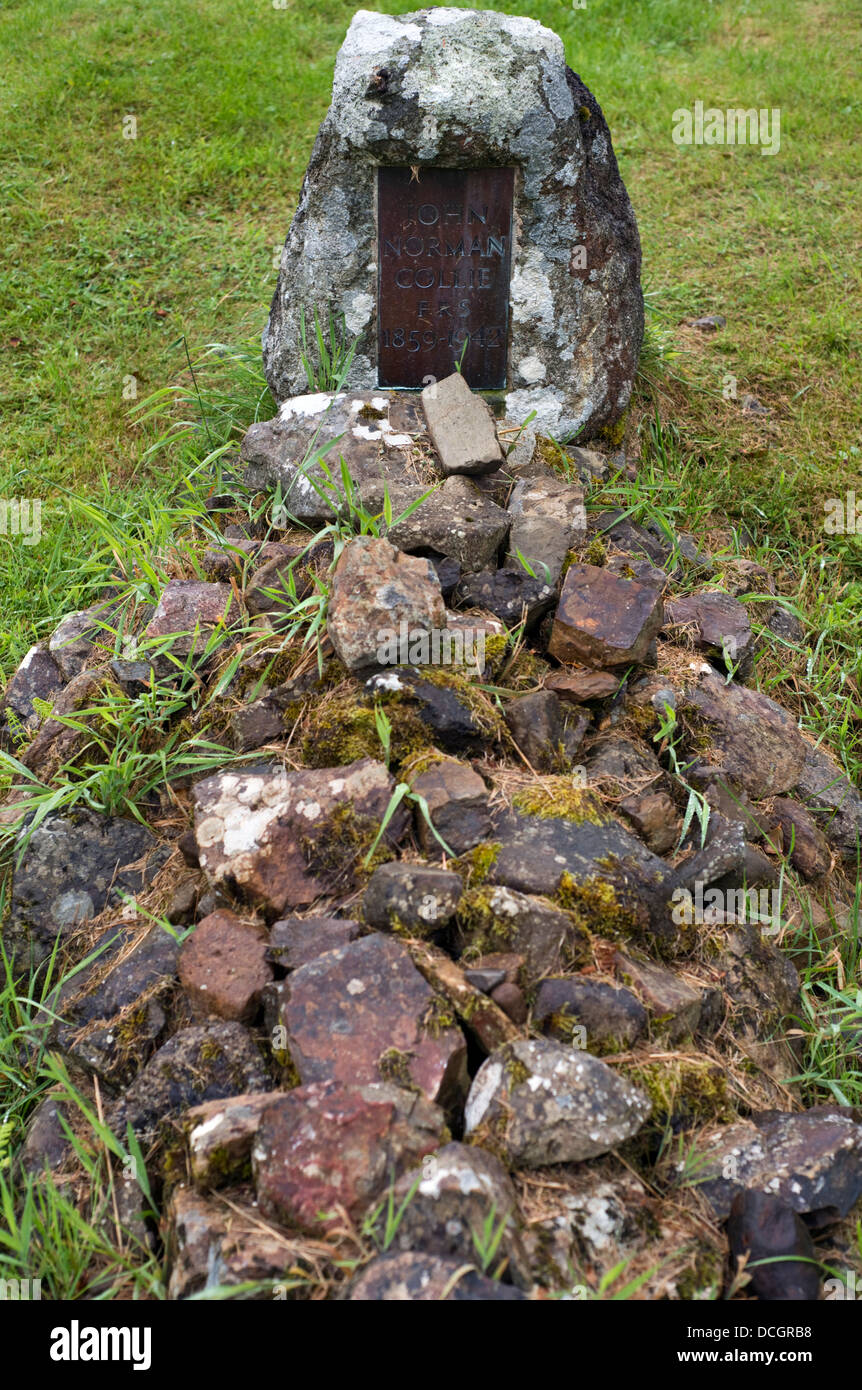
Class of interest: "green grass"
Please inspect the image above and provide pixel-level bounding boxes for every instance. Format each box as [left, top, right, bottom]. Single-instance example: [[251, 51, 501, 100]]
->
[[1, 0, 861, 1298]]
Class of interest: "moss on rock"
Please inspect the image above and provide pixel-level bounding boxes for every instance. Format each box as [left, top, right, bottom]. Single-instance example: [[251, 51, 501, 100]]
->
[[512, 780, 608, 825]]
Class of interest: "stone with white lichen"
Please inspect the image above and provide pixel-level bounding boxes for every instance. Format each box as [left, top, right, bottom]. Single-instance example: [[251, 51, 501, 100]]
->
[[464, 1037, 651, 1166], [192, 758, 408, 917]]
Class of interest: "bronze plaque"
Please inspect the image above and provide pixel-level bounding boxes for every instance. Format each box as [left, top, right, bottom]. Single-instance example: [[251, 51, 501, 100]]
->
[[377, 166, 514, 390]]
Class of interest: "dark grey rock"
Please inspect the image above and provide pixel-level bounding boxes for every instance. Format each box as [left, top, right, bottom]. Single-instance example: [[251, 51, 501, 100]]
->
[[392, 1141, 531, 1287], [688, 1109, 862, 1226], [455, 883, 588, 985], [48, 604, 116, 681], [505, 476, 586, 586], [682, 665, 808, 799], [487, 806, 684, 949], [17, 1096, 71, 1177], [366, 669, 489, 754], [112, 1021, 271, 1141], [766, 604, 806, 646], [53, 924, 178, 1086], [349, 1250, 528, 1301], [533, 975, 647, 1052], [504, 690, 568, 771], [1, 644, 64, 743], [7, 810, 161, 976], [455, 567, 555, 629], [793, 743, 862, 864], [727, 1191, 819, 1301], [710, 922, 800, 1040], [363, 861, 463, 935], [505, 477, 586, 582], [464, 967, 507, 994]]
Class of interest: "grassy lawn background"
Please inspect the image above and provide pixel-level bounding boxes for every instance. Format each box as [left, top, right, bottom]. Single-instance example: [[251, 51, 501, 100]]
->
[[1, 0, 860, 738]]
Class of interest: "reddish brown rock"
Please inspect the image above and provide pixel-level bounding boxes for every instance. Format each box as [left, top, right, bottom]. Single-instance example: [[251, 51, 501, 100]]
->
[[252, 1079, 446, 1234], [469, 952, 526, 985], [683, 666, 808, 799], [409, 758, 491, 855], [769, 797, 832, 878], [193, 758, 407, 918], [548, 564, 664, 668], [490, 981, 527, 1025], [266, 915, 360, 970], [619, 790, 680, 856], [613, 950, 703, 1044], [179, 910, 272, 1023], [665, 590, 754, 674], [144, 580, 241, 670], [544, 667, 620, 703], [243, 543, 307, 617], [326, 535, 446, 672], [405, 941, 519, 1055], [283, 933, 467, 1110], [201, 537, 259, 582]]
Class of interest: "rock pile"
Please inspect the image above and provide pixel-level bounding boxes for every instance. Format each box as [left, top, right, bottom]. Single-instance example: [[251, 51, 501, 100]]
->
[[3, 370, 862, 1303]]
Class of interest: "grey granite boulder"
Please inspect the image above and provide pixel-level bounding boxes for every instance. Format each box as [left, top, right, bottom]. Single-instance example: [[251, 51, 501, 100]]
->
[[262, 8, 643, 440]]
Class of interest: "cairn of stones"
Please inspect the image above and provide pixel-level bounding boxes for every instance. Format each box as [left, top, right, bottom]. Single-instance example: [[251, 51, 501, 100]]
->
[[4, 9, 861, 1302]]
